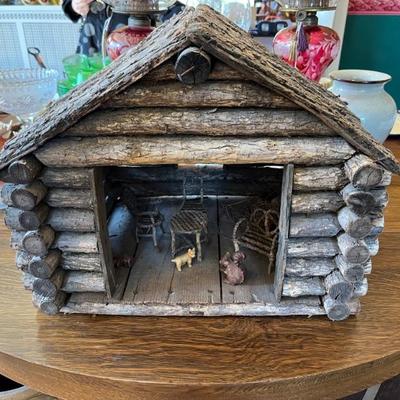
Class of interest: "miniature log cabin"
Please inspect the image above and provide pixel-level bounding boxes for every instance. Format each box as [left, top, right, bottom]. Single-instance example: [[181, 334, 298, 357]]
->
[[0, 5, 399, 321]]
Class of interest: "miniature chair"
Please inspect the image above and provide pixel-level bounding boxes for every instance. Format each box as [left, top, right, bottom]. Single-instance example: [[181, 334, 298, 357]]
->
[[121, 186, 165, 250], [233, 208, 279, 274], [136, 209, 165, 250], [170, 176, 208, 261], [179, 175, 206, 214]]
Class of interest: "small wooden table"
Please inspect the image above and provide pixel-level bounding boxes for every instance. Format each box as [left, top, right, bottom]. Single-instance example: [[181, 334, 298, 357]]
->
[[1, 139, 400, 400]]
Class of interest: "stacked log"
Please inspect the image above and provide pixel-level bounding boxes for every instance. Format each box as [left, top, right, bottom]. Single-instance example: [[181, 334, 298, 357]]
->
[[0, 156, 68, 315], [321, 154, 390, 320], [28, 250, 61, 279], [4, 204, 49, 231], [286, 153, 390, 320], [32, 291, 67, 315], [324, 271, 353, 303], [1, 181, 47, 210], [1, 159, 111, 314], [62, 271, 105, 293], [283, 164, 349, 304], [40, 167, 107, 296]]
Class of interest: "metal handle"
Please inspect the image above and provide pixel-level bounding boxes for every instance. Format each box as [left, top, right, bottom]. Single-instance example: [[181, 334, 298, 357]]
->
[[27, 47, 47, 69]]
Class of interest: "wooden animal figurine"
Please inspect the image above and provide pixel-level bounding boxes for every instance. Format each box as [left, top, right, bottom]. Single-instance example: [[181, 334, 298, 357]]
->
[[171, 248, 196, 272], [219, 251, 246, 285]]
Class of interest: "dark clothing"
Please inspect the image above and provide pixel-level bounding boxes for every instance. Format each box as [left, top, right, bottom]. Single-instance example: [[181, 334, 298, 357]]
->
[[62, 0, 81, 23], [62, 0, 185, 56], [62, 0, 129, 55], [160, 1, 185, 22]]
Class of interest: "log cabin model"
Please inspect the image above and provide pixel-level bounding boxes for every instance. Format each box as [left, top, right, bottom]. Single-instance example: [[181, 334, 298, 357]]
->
[[0, 5, 399, 321]]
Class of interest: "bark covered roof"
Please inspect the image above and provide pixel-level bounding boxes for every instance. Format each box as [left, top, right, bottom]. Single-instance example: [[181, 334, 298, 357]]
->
[[0, 5, 398, 173]]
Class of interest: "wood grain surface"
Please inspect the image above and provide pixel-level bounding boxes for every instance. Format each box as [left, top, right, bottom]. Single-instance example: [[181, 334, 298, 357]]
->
[[1, 139, 400, 400]]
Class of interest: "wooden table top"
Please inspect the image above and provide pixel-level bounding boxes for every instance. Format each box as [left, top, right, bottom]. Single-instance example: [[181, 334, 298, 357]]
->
[[1, 140, 400, 400]]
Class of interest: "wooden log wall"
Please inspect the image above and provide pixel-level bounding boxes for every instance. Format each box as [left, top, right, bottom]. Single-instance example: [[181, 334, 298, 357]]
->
[[0, 58, 392, 319], [32, 157, 385, 321], [2, 155, 391, 321], [30, 64, 362, 318], [31, 155, 388, 320], [32, 66, 355, 168], [284, 153, 391, 321], [0, 157, 66, 314], [40, 167, 107, 298], [0, 160, 107, 315]]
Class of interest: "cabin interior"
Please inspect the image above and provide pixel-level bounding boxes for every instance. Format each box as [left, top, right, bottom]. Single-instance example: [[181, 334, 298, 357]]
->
[[101, 163, 285, 306]]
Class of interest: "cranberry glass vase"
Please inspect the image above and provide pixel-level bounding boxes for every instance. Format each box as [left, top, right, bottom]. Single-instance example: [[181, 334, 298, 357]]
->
[[273, 14, 340, 81], [106, 16, 153, 60]]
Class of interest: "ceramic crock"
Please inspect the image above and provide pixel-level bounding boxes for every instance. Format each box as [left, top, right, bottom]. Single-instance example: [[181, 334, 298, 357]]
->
[[330, 69, 397, 143]]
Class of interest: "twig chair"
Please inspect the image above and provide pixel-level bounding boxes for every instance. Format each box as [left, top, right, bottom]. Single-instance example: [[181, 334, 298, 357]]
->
[[170, 175, 208, 261], [233, 208, 279, 274], [121, 186, 165, 250], [135, 209, 165, 250]]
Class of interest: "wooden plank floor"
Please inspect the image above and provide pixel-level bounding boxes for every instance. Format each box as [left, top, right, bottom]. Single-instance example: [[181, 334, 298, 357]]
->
[[122, 196, 274, 305], [122, 198, 176, 304]]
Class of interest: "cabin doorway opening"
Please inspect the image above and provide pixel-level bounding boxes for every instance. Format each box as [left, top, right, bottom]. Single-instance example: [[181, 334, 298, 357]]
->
[[100, 163, 289, 311]]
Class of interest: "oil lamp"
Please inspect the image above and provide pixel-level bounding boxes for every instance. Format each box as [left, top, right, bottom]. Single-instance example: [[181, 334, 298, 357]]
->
[[103, 0, 167, 60], [272, 0, 340, 81]]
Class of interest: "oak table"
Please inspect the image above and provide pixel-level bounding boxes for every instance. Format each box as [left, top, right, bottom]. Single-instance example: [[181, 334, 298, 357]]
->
[[1, 140, 400, 400]]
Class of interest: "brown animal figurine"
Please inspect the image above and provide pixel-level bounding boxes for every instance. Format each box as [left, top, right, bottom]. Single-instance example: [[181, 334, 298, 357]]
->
[[171, 248, 196, 271], [219, 251, 246, 285], [114, 255, 135, 269]]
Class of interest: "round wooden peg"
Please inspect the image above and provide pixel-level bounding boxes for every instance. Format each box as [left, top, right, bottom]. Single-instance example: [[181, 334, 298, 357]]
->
[[175, 47, 212, 85]]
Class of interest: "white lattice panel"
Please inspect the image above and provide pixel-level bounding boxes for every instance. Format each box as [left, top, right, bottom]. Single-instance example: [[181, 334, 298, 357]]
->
[[0, 6, 80, 75], [0, 23, 24, 69], [23, 22, 80, 74]]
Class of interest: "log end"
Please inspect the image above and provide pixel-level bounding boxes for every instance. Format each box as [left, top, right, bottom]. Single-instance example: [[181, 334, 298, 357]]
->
[[324, 270, 354, 303], [350, 217, 373, 239], [20, 210, 42, 231], [32, 291, 67, 315], [22, 226, 55, 256], [347, 245, 370, 264], [354, 165, 384, 189], [175, 47, 212, 85], [11, 188, 37, 211], [29, 259, 47, 279], [33, 278, 58, 298], [323, 297, 351, 321], [328, 281, 353, 303], [8, 156, 42, 184], [23, 235, 47, 256], [345, 265, 365, 283]]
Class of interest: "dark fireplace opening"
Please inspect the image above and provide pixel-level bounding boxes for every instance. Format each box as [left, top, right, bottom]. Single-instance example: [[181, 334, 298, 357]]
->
[[103, 164, 284, 305]]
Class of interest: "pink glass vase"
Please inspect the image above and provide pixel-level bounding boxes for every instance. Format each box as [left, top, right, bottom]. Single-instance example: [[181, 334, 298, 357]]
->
[[273, 18, 340, 81], [107, 16, 153, 61]]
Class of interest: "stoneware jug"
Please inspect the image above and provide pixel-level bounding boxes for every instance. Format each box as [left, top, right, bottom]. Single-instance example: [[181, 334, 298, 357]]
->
[[330, 69, 397, 143]]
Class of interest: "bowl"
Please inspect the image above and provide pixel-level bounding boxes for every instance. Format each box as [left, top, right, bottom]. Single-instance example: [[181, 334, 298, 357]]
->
[[0, 68, 58, 122]]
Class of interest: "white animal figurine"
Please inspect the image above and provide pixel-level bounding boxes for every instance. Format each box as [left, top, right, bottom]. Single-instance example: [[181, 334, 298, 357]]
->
[[171, 248, 196, 272]]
